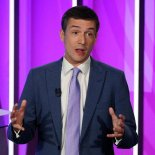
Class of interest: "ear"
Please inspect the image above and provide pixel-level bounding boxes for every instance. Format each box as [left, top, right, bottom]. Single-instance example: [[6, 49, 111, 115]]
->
[[60, 29, 65, 42]]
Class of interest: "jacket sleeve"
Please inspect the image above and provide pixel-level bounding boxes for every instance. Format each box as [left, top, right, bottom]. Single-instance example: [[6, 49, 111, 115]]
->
[[7, 70, 37, 144], [113, 72, 138, 148]]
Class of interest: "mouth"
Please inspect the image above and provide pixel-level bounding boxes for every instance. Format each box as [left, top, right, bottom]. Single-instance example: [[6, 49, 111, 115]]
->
[[75, 48, 86, 55]]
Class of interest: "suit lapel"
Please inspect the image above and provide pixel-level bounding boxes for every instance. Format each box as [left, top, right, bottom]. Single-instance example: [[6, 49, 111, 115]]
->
[[46, 59, 62, 144], [80, 59, 107, 143]]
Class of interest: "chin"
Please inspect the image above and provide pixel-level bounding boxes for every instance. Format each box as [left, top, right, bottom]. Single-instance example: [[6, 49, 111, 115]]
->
[[75, 58, 88, 64]]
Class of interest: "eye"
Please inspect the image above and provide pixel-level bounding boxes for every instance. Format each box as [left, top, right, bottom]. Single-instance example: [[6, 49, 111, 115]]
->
[[87, 32, 93, 36], [86, 32, 95, 38], [72, 31, 79, 35]]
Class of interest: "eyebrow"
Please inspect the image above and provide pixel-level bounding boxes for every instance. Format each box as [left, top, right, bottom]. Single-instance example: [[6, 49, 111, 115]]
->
[[70, 25, 96, 31]]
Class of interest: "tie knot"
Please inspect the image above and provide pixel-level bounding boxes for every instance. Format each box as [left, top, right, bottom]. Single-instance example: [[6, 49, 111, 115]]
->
[[72, 67, 81, 77]]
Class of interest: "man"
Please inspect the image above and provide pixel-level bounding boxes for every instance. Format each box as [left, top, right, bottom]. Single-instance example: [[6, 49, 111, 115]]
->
[[8, 6, 138, 155]]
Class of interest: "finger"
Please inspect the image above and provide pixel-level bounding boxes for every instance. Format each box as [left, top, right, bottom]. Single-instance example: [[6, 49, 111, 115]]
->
[[19, 100, 27, 112], [119, 114, 125, 121], [113, 119, 125, 131], [12, 103, 18, 112], [10, 111, 16, 118], [117, 121, 125, 128], [113, 117, 125, 128], [13, 124, 25, 131], [107, 133, 123, 138], [11, 117, 17, 124], [11, 104, 19, 119], [109, 107, 118, 120], [113, 126, 124, 134]]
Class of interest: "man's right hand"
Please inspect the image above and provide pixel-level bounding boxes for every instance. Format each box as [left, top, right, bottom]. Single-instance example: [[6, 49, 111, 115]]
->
[[10, 100, 27, 131]]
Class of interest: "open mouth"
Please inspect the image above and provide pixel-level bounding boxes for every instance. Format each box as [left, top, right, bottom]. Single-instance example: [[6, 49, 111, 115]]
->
[[76, 49, 85, 52], [75, 49, 86, 56]]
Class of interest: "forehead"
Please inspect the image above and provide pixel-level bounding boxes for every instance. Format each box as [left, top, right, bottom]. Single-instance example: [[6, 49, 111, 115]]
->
[[66, 18, 96, 30]]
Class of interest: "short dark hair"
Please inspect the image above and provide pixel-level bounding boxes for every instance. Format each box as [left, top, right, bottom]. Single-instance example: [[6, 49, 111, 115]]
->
[[61, 6, 100, 33]]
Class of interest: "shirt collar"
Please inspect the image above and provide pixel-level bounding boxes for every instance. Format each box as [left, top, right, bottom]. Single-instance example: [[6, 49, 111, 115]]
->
[[62, 57, 91, 75]]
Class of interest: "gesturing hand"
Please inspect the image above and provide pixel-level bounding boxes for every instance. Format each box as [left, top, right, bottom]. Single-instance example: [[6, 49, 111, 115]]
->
[[107, 107, 125, 139], [10, 100, 27, 131]]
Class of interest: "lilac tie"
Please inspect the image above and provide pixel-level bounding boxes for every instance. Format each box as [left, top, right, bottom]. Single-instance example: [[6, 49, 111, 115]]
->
[[65, 68, 81, 155]]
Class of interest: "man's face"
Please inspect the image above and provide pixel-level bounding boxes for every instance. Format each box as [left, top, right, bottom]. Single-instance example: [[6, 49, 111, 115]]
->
[[60, 18, 97, 66]]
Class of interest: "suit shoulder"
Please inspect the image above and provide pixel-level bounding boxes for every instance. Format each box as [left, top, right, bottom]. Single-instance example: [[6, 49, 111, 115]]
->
[[92, 59, 124, 75], [29, 58, 62, 74]]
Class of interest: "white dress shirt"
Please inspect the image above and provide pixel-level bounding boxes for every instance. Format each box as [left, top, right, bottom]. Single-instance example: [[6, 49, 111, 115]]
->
[[60, 57, 90, 155]]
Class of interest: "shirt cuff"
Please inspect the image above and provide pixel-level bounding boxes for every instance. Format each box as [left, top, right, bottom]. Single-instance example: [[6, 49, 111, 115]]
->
[[13, 130, 21, 138], [115, 138, 122, 145]]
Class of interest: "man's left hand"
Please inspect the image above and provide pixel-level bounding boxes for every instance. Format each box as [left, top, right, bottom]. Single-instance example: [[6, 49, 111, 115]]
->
[[107, 107, 125, 139]]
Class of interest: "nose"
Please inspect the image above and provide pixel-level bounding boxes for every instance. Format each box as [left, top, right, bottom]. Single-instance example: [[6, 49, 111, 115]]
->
[[78, 34, 86, 45]]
